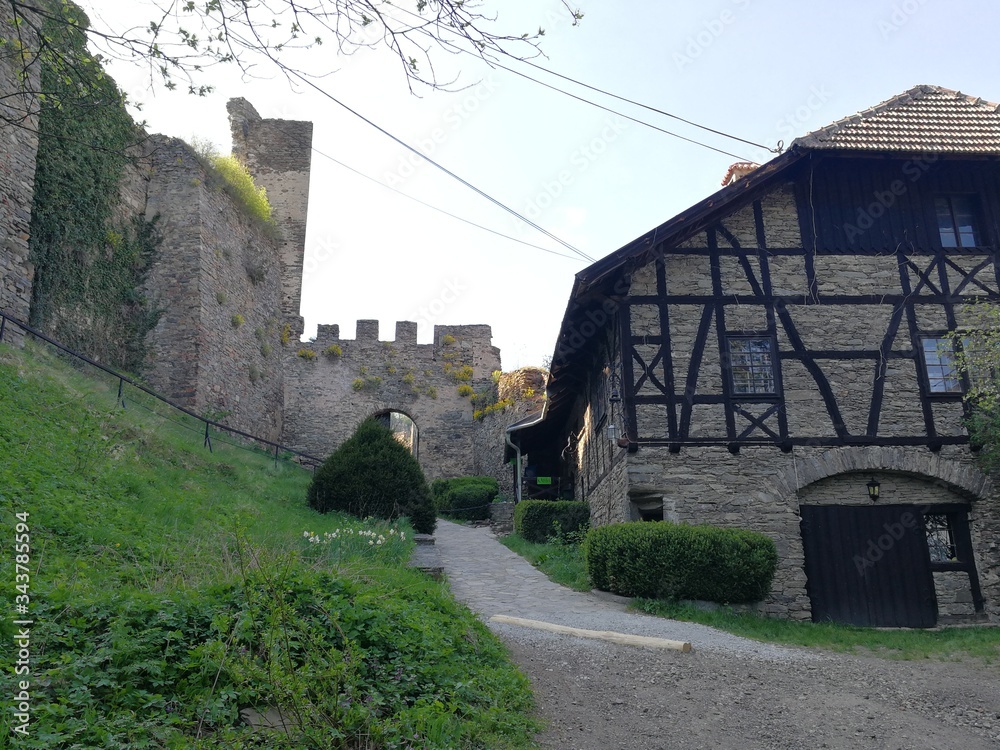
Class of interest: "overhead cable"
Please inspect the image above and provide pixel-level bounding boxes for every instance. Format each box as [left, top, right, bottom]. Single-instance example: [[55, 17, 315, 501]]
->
[[311, 146, 585, 262]]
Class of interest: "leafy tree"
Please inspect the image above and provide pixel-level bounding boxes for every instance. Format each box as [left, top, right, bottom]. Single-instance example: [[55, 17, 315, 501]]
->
[[957, 301, 1000, 471], [0, 0, 583, 129], [308, 417, 436, 533]]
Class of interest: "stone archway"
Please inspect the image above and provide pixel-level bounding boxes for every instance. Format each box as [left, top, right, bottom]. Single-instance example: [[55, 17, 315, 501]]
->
[[373, 409, 419, 459], [782, 448, 991, 626], [775, 446, 991, 502]]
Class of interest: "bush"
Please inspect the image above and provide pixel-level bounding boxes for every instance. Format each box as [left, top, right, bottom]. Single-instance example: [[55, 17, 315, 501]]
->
[[432, 476, 498, 521], [584, 521, 777, 603], [211, 154, 273, 225], [307, 419, 436, 533], [514, 500, 590, 543]]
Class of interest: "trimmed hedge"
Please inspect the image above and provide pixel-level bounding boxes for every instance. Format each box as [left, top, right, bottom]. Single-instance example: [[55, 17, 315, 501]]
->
[[307, 419, 436, 533], [432, 476, 498, 521], [584, 521, 777, 603], [514, 500, 590, 543]]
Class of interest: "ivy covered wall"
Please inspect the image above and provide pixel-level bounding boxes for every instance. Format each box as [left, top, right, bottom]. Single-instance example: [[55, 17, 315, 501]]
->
[[27, 3, 160, 372], [0, 4, 41, 342]]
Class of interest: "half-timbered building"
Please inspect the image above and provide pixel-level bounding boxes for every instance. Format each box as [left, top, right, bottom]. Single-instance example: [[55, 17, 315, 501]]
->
[[511, 85, 1000, 627]]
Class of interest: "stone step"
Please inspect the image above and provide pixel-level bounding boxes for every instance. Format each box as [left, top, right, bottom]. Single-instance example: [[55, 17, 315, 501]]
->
[[408, 537, 444, 580]]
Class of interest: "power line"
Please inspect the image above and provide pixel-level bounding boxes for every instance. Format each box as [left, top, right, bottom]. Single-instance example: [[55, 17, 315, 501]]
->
[[391, 4, 776, 159], [282, 70, 597, 264], [311, 145, 584, 262], [515, 58, 780, 155], [455, 50, 754, 161]]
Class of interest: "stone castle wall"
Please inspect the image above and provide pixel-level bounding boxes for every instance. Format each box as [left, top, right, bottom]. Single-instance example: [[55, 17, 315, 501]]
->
[[142, 132, 291, 440], [0, 7, 40, 344], [0, 29, 511, 479], [228, 98, 311, 326], [283, 320, 501, 478], [472, 368, 548, 496]]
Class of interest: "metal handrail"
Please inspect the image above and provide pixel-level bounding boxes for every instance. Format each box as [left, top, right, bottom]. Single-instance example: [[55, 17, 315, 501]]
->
[[0, 310, 323, 468]]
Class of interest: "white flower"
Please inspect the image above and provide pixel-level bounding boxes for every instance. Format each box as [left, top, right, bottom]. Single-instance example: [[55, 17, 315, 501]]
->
[[303, 531, 311, 538]]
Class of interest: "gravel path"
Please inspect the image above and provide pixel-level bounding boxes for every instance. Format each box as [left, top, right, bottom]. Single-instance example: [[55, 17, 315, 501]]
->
[[434, 520, 1000, 749]]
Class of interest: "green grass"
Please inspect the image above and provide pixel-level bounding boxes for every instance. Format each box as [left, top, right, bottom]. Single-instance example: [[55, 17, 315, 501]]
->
[[634, 599, 1000, 664], [502, 530, 1000, 665], [0, 342, 540, 748], [499, 533, 591, 592]]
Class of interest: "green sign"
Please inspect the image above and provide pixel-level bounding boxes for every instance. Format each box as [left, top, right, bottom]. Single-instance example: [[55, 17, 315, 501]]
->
[[536, 477, 552, 485]]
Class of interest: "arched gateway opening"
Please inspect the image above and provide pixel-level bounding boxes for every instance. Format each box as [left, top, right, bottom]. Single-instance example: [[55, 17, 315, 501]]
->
[[373, 410, 419, 459], [797, 469, 985, 628]]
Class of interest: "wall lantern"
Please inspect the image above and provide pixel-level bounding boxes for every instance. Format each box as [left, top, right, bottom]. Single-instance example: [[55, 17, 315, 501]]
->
[[607, 423, 620, 442], [866, 477, 880, 502], [609, 387, 622, 404]]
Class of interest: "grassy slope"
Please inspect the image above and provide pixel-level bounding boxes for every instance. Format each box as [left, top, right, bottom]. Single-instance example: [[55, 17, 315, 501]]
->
[[0, 343, 538, 749]]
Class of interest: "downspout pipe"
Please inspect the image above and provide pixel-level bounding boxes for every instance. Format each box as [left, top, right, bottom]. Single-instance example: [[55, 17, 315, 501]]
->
[[505, 429, 523, 504], [505, 399, 548, 504]]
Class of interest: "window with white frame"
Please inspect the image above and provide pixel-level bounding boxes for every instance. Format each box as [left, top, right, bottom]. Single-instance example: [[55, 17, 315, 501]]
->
[[919, 337, 963, 393], [727, 337, 777, 396]]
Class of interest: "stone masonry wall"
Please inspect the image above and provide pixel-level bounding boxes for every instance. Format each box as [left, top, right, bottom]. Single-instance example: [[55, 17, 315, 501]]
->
[[228, 98, 311, 327], [283, 321, 501, 479], [0, 7, 40, 345], [143, 134, 286, 440], [472, 368, 547, 496]]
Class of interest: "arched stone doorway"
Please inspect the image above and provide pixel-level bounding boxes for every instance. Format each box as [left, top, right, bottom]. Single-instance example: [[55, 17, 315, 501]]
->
[[373, 410, 419, 459], [795, 466, 986, 627]]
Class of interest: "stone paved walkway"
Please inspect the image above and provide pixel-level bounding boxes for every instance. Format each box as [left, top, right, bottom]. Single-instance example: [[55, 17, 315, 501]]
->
[[433, 519, 812, 660]]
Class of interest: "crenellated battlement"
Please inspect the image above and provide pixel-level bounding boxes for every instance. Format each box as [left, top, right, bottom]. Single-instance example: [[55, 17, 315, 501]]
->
[[282, 320, 503, 479], [313, 320, 498, 353]]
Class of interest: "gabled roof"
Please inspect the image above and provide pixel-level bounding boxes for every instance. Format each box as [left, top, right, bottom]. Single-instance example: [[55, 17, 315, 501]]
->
[[793, 85, 1000, 154], [528, 85, 1000, 448]]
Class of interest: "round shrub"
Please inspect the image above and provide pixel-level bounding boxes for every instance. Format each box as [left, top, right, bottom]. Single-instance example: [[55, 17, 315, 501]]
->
[[432, 476, 498, 521], [584, 521, 777, 603], [307, 419, 436, 533], [514, 500, 590, 543]]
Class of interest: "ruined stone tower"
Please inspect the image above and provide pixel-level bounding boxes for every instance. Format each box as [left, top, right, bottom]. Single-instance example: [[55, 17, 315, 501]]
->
[[227, 98, 312, 333]]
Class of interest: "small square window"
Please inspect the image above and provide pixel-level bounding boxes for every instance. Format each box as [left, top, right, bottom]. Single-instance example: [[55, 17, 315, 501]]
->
[[935, 196, 981, 248], [728, 337, 776, 395], [920, 337, 963, 393]]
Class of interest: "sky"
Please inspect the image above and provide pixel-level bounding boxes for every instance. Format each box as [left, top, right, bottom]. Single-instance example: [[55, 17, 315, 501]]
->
[[79, 0, 1000, 370]]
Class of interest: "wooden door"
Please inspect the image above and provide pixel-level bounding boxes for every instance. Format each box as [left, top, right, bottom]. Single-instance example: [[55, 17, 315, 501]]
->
[[800, 504, 936, 627]]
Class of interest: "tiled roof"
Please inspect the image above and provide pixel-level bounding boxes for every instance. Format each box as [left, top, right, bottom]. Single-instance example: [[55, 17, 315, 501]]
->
[[721, 161, 760, 186], [792, 85, 1000, 153]]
